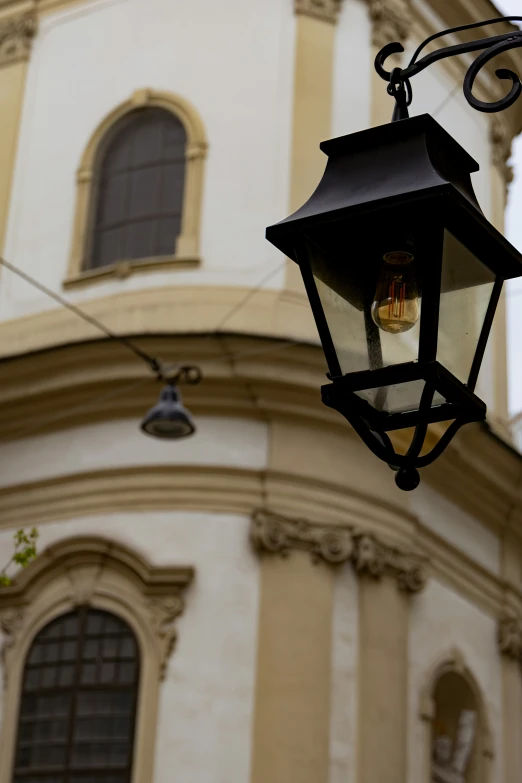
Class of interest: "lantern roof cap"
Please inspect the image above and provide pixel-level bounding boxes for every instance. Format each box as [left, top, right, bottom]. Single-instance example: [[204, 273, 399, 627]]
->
[[266, 114, 522, 280], [267, 114, 484, 249], [319, 114, 478, 173]]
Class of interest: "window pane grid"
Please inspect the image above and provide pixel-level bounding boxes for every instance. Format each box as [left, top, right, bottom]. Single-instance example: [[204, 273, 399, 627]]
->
[[13, 609, 139, 783], [89, 108, 187, 269], [96, 211, 182, 233]]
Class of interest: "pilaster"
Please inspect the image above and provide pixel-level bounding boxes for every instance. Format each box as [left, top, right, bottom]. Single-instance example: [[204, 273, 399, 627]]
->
[[488, 114, 512, 425], [249, 509, 426, 783], [0, 11, 36, 253], [285, 0, 340, 293]]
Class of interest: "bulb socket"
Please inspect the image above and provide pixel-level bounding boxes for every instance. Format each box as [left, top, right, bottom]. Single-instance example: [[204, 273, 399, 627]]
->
[[383, 251, 414, 265]]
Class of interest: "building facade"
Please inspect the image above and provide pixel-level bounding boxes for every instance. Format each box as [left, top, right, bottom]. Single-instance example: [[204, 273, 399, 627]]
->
[[0, 1, 522, 782]]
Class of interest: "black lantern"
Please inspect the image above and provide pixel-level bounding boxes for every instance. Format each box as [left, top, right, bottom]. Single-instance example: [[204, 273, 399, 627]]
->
[[266, 111, 522, 489]]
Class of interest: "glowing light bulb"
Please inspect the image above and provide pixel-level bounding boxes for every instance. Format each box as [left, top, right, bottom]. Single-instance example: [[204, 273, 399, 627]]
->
[[371, 251, 420, 334]]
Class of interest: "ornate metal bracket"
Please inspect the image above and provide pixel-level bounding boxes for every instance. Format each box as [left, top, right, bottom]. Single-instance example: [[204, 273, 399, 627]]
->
[[374, 16, 522, 121]]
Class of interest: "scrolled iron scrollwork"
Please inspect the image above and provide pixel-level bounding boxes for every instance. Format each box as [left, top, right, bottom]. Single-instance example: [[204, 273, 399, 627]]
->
[[375, 16, 522, 119]]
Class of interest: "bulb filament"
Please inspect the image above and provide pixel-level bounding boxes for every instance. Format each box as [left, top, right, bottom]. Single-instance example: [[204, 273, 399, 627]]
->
[[388, 278, 407, 320], [371, 250, 420, 334]]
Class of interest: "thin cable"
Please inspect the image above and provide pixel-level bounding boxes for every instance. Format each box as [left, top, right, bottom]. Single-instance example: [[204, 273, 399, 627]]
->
[[0, 257, 287, 372], [0, 257, 161, 373], [432, 84, 460, 117], [4, 339, 310, 442], [214, 261, 286, 332], [199, 338, 303, 367]]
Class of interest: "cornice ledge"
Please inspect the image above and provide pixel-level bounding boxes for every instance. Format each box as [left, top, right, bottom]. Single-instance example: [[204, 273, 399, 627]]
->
[[294, 0, 342, 24], [0, 10, 37, 67], [366, 0, 412, 50], [250, 508, 427, 592], [498, 614, 522, 660]]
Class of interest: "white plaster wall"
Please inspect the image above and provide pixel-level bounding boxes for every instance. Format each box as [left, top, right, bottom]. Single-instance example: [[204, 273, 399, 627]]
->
[[409, 485, 501, 575], [0, 0, 295, 321], [408, 579, 503, 783], [332, 0, 372, 138], [329, 564, 358, 783], [0, 510, 260, 783], [0, 415, 269, 488]]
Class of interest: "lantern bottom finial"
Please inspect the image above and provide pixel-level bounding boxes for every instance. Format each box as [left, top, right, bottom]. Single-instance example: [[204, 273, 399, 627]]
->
[[395, 466, 421, 491]]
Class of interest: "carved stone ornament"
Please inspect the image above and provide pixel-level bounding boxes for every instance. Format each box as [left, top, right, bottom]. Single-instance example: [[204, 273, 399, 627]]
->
[[498, 615, 522, 660], [0, 608, 24, 685], [294, 0, 343, 24], [490, 114, 514, 188], [147, 594, 186, 680], [367, 0, 412, 50], [251, 509, 427, 592], [0, 12, 37, 67], [0, 537, 194, 686]]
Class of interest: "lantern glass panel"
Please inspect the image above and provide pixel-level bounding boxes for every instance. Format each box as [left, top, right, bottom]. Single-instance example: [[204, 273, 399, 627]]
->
[[308, 250, 369, 375], [355, 380, 446, 415], [302, 217, 426, 377], [437, 230, 496, 385]]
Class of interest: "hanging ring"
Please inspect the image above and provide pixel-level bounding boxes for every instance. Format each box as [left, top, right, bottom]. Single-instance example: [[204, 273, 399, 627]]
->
[[387, 68, 413, 106]]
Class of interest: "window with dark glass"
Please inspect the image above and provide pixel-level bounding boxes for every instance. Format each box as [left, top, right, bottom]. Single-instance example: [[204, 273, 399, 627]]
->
[[13, 608, 139, 783], [88, 108, 187, 269]]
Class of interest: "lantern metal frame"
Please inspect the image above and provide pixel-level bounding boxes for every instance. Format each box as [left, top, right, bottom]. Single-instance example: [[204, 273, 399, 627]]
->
[[266, 16, 522, 490]]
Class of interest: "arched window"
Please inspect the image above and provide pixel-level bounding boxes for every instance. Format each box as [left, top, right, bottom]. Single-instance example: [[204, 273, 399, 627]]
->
[[12, 607, 139, 782], [67, 90, 207, 285], [88, 108, 187, 269], [420, 653, 493, 783]]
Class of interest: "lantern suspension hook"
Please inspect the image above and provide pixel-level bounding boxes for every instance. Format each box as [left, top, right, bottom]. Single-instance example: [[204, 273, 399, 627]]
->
[[155, 363, 203, 387], [375, 15, 522, 121]]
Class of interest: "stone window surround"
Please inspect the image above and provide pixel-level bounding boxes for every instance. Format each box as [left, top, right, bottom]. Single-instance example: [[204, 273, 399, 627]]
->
[[64, 88, 208, 290], [0, 535, 194, 783]]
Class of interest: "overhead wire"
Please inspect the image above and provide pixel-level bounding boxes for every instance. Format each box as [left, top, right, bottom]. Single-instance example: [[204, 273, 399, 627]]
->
[[0, 257, 162, 373], [0, 255, 306, 439], [0, 255, 289, 373]]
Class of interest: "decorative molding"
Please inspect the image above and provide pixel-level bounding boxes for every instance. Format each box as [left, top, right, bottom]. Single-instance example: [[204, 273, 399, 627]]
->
[[498, 615, 522, 660], [294, 0, 342, 24], [0, 12, 36, 67], [63, 254, 200, 290], [0, 458, 515, 618], [250, 509, 427, 592], [0, 608, 23, 684], [0, 536, 194, 682], [367, 0, 411, 50], [490, 114, 514, 189], [147, 594, 186, 679]]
